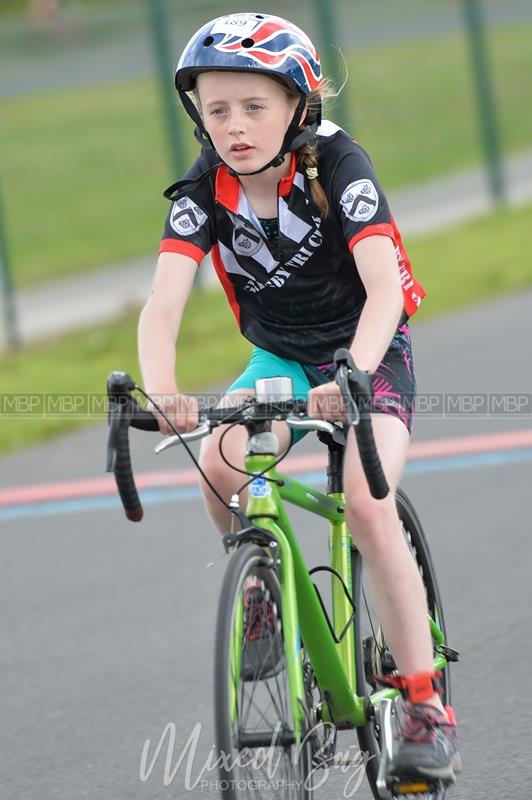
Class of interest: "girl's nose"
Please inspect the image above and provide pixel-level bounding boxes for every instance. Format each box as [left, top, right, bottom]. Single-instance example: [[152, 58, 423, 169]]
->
[[227, 109, 246, 136]]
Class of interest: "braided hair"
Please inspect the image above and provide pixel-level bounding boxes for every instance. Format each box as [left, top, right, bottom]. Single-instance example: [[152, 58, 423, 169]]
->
[[294, 84, 337, 218]]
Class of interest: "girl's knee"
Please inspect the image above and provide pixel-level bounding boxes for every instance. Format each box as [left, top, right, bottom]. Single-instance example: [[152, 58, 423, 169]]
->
[[199, 431, 244, 489], [344, 489, 398, 549]]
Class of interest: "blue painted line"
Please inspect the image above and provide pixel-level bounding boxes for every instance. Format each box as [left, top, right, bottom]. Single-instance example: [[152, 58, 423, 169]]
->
[[1, 447, 532, 521], [0, 486, 203, 521], [404, 447, 532, 474]]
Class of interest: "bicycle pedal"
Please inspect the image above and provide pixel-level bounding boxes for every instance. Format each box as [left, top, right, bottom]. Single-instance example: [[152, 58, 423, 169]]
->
[[392, 780, 432, 795], [436, 645, 460, 662]]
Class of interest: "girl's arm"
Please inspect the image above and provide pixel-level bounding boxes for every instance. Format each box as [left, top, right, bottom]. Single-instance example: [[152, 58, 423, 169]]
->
[[349, 235, 404, 373], [138, 251, 199, 432]]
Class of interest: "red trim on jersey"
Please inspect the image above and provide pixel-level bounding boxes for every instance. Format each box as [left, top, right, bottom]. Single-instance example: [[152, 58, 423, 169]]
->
[[390, 215, 426, 317], [348, 223, 395, 252], [278, 153, 297, 197], [159, 239, 205, 263], [215, 166, 241, 213], [211, 244, 241, 328], [348, 219, 426, 319], [214, 154, 297, 209]]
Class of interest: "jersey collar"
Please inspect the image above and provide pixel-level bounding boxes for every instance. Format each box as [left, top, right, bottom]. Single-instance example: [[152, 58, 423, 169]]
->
[[215, 153, 298, 213]]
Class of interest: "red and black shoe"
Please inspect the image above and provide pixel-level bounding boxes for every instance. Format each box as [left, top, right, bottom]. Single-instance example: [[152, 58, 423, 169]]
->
[[392, 703, 462, 783], [240, 585, 284, 681], [375, 670, 462, 783]]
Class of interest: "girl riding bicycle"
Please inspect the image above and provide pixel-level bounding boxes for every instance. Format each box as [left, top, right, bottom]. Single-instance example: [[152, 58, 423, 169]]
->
[[138, 12, 460, 783]]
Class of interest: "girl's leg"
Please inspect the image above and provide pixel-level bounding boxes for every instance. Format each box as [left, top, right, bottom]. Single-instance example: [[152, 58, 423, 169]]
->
[[343, 412, 443, 711]]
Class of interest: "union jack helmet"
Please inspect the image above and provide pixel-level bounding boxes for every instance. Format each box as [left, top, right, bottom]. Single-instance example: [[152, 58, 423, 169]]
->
[[176, 12, 322, 96]]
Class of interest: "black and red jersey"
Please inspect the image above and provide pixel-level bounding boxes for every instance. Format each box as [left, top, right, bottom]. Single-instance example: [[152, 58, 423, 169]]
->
[[160, 120, 425, 365]]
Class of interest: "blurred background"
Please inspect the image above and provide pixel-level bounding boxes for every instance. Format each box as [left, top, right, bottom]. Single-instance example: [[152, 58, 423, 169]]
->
[[1, 7, 532, 799], [0, 0, 531, 450]]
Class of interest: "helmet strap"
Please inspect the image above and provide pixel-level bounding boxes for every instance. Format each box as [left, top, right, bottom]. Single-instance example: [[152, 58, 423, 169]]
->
[[178, 85, 215, 149]]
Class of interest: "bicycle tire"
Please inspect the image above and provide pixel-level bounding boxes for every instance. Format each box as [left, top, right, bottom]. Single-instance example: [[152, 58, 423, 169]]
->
[[214, 542, 313, 800], [351, 488, 451, 800]]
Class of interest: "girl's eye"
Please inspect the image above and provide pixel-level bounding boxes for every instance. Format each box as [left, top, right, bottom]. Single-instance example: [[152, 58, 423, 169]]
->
[[248, 104, 263, 111], [210, 107, 226, 116]]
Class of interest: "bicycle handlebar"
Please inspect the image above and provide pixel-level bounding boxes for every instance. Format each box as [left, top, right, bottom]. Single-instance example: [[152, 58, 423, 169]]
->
[[333, 348, 390, 501], [106, 349, 389, 522]]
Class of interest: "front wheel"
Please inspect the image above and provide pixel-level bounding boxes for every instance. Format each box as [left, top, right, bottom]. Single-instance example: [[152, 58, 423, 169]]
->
[[352, 489, 451, 800], [214, 543, 313, 800]]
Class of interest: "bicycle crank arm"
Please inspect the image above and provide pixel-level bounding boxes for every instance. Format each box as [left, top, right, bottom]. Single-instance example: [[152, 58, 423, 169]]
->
[[376, 698, 395, 799]]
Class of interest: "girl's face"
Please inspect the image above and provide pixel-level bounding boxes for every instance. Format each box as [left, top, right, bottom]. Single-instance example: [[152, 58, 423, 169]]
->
[[196, 71, 300, 174]]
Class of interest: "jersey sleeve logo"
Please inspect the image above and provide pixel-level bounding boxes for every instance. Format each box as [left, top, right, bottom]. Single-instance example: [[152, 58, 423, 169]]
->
[[170, 197, 208, 236], [340, 179, 379, 222], [232, 221, 264, 256]]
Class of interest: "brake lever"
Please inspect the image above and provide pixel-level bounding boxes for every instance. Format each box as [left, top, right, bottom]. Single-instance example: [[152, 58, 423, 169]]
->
[[154, 422, 211, 453], [335, 365, 360, 426]]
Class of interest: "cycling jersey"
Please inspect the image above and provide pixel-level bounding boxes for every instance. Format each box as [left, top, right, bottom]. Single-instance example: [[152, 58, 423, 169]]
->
[[160, 120, 425, 365]]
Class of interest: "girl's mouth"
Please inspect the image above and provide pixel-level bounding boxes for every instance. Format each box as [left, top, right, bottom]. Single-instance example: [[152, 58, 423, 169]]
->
[[230, 143, 254, 157]]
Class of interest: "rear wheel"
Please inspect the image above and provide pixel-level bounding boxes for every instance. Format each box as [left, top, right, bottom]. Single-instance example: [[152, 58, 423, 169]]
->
[[351, 489, 451, 800], [214, 543, 313, 800]]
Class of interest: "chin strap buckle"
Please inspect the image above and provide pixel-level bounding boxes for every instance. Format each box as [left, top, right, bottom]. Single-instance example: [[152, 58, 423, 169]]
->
[[374, 670, 443, 704]]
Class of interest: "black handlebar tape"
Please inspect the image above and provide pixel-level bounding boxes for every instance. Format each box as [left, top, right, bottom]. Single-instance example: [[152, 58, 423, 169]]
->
[[129, 401, 160, 431], [355, 414, 390, 500], [333, 348, 389, 500], [114, 402, 144, 522]]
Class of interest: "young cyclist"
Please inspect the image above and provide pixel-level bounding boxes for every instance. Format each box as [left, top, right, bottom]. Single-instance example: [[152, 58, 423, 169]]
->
[[138, 12, 460, 783]]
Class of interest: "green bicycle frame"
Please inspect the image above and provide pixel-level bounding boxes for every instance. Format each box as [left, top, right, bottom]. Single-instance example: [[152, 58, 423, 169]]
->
[[242, 451, 448, 738]]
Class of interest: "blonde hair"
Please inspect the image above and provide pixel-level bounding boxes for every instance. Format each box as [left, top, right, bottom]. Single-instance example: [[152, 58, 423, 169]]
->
[[284, 80, 338, 218]]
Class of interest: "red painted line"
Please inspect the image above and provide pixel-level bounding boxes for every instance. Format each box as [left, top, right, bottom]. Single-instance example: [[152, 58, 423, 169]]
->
[[1, 428, 531, 508], [0, 469, 198, 506]]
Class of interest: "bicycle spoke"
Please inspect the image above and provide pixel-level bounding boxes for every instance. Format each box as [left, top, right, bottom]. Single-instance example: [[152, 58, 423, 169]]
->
[[241, 683, 280, 731]]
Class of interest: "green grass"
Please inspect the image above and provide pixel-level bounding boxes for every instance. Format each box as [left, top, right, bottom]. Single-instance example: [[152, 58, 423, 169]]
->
[[1, 21, 530, 288], [0, 79, 198, 287], [0, 200, 531, 456], [0, 286, 251, 454], [347, 24, 532, 187], [411, 202, 532, 320]]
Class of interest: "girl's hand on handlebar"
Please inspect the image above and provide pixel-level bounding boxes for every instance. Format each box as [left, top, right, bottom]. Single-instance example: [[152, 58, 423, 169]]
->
[[147, 392, 199, 435], [307, 382, 346, 422]]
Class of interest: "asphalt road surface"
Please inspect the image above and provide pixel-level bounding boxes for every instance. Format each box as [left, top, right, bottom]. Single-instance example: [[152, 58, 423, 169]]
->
[[1, 289, 532, 799]]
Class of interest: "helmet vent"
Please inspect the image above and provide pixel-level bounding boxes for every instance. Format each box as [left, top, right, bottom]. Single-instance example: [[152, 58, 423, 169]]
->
[[203, 36, 214, 47], [241, 38, 255, 48]]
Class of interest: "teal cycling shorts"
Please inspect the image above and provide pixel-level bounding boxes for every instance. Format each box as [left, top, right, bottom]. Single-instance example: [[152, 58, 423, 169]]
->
[[226, 326, 416, 439], [226, 348, 313, 442], [227, 347, 313, 401]]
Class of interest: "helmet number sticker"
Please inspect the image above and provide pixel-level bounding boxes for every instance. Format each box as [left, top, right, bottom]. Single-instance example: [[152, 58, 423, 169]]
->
[[212, 14, 257, 37]]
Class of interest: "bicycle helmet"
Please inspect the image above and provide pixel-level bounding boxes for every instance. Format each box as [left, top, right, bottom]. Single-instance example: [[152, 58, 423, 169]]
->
[[175, 12, 323, 175]]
